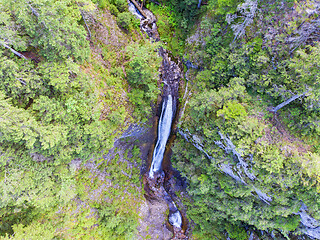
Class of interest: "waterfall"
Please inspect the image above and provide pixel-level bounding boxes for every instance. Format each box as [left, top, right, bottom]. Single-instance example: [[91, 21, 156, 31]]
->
[[127, 3, 184, 233], [149, 95, 173, 179], [148, 95, 183, 229]]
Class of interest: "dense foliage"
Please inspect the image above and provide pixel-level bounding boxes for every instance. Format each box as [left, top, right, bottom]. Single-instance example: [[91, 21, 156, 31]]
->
[[0, 0, 156, 238], [1, 0, 320, 239], [168, 0, 320, 239]]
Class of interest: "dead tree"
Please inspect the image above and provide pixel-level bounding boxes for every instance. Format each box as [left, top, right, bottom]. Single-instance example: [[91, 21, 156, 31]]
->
[[287, 0, 320, 52], [178, 128, 272, 203], [0, 42, 28, 60], [28, 3, 48, 28], [76, 2, 92, 39], [226, 0, 258, 43], [270, 91, 308, 113]]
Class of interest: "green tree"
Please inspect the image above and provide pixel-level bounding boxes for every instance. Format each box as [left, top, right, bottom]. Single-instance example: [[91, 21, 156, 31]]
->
[[117, 12, 133, 29], [0, 0, 90, 61], [126, 41, 162, 120]]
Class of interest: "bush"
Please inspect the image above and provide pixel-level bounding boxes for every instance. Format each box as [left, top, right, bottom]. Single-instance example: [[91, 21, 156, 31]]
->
[[98, 0, 108, 9], [111, 0, 127, 12], [117, 12, 132, 29], [109, 4, 119, 16]]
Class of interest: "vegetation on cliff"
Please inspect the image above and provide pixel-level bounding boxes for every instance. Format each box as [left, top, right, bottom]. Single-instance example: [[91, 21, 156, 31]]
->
[[0, 0, 159, 238], [158, 0, 320, 238], [1, 0, 320, 239]]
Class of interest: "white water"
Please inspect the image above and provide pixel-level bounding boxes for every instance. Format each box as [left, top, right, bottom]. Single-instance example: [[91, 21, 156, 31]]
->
[[127, 3, 182, 230], [128, 2, 144, 19], [149, 95, 173, 179], [169, 211, 182, 228]]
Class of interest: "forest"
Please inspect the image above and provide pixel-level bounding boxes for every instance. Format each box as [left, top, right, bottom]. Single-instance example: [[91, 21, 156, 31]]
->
[[0, 0, 319, 239]]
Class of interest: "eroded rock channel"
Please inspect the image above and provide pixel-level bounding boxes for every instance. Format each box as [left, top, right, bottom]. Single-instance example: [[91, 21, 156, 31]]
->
[[128, 2, 187, 239]]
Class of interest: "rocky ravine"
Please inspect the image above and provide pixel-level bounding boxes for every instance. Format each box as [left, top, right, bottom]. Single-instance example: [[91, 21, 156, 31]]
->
[[128, 2, 188, 239]]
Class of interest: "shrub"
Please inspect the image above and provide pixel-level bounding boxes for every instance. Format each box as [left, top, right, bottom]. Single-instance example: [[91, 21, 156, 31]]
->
[[111, 0, 127, 12], [109, 4, 119, 16], [117, 12, 132, 29], [98, 0, 108, 9]]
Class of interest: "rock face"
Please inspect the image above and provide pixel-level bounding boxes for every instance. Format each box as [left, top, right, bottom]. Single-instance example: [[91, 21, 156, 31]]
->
[[298, 203, 320, 239], [140, 9, 160, 41], [146, 173, 187, 239], [158, 47, 182, 98], [136, 199, 173, 240]]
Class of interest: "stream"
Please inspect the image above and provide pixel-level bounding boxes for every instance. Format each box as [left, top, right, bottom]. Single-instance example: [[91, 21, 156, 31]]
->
[[128, 1, 186, 239]]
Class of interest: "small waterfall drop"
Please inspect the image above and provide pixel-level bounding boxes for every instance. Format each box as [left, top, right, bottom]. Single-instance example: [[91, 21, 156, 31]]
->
[[128, 2, 144, 19], [149, 95, 173, 179], [169, 211, 183, 228]]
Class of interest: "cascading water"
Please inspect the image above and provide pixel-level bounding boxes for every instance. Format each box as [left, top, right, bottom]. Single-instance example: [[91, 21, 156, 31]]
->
[[169, 211, 183, 228], [148, 94, 183, 229], [149, 95, 173, 179], [128, 2, 144, 20], [127, 2, 184, 235]]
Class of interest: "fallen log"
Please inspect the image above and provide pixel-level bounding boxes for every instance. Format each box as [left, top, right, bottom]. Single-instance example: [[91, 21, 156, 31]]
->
[[270, 91, 308, 113], [0, 42, 28, 60], [130, 0, 148, 19]]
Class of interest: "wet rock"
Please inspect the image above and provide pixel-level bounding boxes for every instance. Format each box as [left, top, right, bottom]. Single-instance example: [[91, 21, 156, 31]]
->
[[136, 200, 173, 240], [172, 226, 187, 240], [129, 3, 186, 238]]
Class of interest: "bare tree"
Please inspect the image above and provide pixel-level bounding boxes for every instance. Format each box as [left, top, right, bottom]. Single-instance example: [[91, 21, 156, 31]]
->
[[0, 41, 28, 59], [76, 2, 92, 39], [226, 0, 258, 43], [287, 0, 320, 52], [270, 91, 308, 113]]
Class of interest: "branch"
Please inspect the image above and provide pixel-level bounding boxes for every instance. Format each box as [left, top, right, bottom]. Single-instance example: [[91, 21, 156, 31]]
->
[[178, 128, 272, 203], [178, 128, 214, 161], [217, 131, 256, 181], [28, 3, 47, 28], [270, 91, 308, 113], [28, 4, 40, 17], [232, 17, 249, 43], [179, 129, 260, 199], [17, 78, 27, 85], [0, 42, 28, 60]]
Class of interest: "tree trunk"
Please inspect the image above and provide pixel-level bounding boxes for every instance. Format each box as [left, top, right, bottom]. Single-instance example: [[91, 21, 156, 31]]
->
[[130, 0, 148, 19], [270, 91, 308, 113], [0, 42, 28, 60]]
